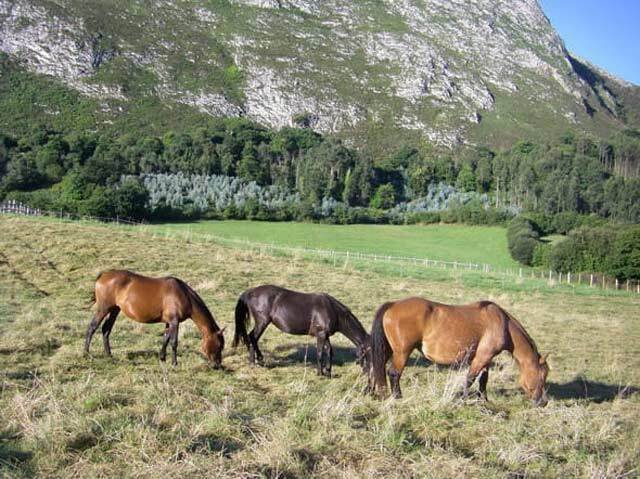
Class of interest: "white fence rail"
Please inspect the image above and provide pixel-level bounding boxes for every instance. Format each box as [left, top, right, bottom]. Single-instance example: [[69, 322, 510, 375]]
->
[[2, 200, 639, 294]]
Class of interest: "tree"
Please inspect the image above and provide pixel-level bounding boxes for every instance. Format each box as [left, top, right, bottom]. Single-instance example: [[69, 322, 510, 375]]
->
[[113, 177, 149, 219], [1, 153, 44, 191], [408, 165, 435, 198], [608, 226, 640, 280], [370, 183, 396, 209], [456, 163, 476, 192], [237, 141, 268, 184]]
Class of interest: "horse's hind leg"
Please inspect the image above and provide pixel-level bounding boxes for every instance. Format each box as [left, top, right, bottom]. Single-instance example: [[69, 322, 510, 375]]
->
[[160, 323, 171, 362], [170, 318, 179, 367], [389, 349, 411, 399], [316, 332, 332, 377], [101, 308, 120, 356], [248, 315, 269, 365], [85, 308, 109, 355]]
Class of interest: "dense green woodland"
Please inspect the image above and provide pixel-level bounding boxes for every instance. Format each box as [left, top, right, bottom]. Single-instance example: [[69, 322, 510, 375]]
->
[[1, 118, 639, 221]]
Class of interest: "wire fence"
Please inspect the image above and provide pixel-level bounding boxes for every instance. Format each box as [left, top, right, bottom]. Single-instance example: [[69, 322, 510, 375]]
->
[[2, 200, 639, 294]]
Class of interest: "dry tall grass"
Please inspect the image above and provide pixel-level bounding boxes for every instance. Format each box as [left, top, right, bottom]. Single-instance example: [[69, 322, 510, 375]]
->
[[1, 216, 639, 478]]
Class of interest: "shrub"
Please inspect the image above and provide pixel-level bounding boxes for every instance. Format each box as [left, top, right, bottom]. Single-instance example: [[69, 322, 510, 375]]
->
[[507, 217, 540, 265], [607, 226, 640, 280], [370, 183, 396, 209]]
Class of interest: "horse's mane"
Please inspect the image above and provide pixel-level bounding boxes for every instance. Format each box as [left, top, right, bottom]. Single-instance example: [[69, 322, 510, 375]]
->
[[325, 294, 369, 343], [501, 307, 539, 354], [173, 278, 220, 332]]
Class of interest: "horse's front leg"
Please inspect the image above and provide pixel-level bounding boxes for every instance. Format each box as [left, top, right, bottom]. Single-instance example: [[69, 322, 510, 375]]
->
[[462, 353, 492, 399], [315, 332, 327, 376], [478, 368, 489, 401], [85, 310, 109, 355], [323, 337, 333, 378]]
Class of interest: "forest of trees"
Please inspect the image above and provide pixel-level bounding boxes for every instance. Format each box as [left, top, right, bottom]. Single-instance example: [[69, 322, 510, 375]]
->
[[2, 119, 639, 221], [1, 118, 639, 277]]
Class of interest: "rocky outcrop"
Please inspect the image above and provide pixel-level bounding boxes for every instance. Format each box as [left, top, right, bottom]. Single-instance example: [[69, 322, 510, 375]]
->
[[0, 0, 635, 145]]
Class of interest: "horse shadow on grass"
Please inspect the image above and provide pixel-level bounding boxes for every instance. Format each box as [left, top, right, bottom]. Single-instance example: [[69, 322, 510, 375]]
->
[[262, 345, 435, 371], [268, 344, 358, 369], [0, 430, 33, 474], [546, 376, 639, 403], [187, 434, 243, 458]]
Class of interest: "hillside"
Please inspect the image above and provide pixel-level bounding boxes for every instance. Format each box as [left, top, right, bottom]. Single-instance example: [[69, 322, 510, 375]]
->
[[1, 215, 639, 477], [1, 0, 639, 148]]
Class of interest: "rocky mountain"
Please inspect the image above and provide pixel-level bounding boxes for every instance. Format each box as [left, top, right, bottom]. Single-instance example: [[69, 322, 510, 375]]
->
[[1, 0, 638, 148]]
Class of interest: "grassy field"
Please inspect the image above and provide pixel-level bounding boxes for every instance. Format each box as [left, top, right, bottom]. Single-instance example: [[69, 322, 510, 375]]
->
[[1, 216, 639, 478], [155, 221, 519, 268]]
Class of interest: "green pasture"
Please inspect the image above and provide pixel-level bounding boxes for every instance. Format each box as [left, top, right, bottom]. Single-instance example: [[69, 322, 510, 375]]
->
[[154, 220, 520, 268]]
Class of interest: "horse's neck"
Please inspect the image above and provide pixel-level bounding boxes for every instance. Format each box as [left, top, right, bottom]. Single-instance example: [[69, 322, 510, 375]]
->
[[338, 314, 369, 348], [191, 299, 219, 337], [508, 319, 539, 370]]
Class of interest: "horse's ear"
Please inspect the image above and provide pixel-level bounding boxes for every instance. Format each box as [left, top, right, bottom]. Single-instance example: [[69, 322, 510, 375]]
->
[[539, 353, 550, 365]]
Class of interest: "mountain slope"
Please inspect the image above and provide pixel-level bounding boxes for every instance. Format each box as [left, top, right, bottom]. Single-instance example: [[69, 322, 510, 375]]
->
[[1, 0, 638, 147]]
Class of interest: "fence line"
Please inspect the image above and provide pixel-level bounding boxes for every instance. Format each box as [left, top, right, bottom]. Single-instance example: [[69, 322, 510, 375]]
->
[[1, 200, 638, 294]]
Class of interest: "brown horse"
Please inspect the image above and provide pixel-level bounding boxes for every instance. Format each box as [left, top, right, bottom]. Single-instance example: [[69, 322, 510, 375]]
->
[[370, 297, 549, 406], [85, 270, 225, 368]]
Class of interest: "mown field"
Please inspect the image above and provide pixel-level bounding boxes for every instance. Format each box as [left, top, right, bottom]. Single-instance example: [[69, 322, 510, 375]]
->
[[1, 216, 639, 478], [155, 220, 519, 268]]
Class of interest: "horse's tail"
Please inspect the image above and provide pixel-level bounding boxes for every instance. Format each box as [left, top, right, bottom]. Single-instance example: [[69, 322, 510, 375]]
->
[[232, 292, 250, 348], [371, 301, 394, 394], [86, 271, 104, 310]]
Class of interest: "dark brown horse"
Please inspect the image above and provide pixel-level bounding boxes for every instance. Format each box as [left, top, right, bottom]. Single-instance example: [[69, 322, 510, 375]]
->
[[85, 270, 225, 368], [370, 297, 549, 406], [232, 285, 370, 377]]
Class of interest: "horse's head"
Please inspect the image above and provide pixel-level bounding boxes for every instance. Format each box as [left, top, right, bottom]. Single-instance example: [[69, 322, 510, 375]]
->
[[520, 353, 549, 407], [202, 327, 225, 369]]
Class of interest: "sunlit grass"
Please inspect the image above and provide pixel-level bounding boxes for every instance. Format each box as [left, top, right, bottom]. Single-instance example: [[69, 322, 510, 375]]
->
[[0, 216, 638, 478]]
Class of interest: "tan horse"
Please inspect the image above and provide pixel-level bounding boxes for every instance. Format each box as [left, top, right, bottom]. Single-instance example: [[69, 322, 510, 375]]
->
[[85, 270, 225, 368], [370, 297, 549, 406]]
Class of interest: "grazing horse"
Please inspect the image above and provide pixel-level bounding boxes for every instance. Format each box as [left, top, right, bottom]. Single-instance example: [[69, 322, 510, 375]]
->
[[85, 270, 225, 368], [370, 297, 549, 406], [232, 285, 370, 377]]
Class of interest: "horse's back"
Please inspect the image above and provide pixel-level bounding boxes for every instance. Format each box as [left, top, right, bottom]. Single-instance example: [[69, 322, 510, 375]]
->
[[95, 270, 190, 322], [244, 285, 336, 335], [382, 297, 509, 364]]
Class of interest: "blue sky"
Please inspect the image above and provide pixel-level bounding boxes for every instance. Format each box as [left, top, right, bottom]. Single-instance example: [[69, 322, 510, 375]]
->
[[540, 0, 640, 85]]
